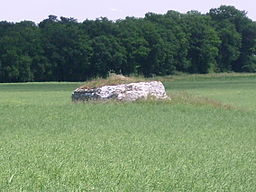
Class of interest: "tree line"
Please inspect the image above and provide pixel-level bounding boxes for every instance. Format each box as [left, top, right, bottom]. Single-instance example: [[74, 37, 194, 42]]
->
[[0, 5, 256, 82]]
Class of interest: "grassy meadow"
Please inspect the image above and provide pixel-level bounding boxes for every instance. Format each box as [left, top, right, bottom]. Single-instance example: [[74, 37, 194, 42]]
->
[[0, 73, 256, 191]]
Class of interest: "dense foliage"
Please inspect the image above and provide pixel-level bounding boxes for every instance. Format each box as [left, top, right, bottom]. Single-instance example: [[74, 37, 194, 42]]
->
[[0, 6, 256, 82]]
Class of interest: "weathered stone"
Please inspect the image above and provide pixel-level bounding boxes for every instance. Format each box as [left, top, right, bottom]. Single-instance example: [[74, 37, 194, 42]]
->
[[72, 81, 169, 102]]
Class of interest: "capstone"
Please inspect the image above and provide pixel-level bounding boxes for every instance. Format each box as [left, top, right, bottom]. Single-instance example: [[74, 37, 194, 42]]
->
[[72, 81, 169, 102]]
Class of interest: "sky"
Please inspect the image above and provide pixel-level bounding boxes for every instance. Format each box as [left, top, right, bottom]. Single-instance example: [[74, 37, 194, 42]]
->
[[0, 0, 255, 23]]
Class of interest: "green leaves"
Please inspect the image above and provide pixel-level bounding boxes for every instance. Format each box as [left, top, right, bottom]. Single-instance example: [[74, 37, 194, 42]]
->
[[209, 6, 256, 72], [0, 6, 256, 82]]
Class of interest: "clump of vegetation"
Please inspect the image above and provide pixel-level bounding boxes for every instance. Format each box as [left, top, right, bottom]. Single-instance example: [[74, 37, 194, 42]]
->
[[79, 74, 147, 89]]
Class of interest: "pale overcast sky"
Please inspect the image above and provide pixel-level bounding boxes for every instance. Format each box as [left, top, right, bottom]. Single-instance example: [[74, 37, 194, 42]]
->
[[0, 0, 255, 23]]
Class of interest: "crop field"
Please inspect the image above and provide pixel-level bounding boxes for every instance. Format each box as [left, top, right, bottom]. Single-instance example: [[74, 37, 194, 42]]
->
[[0, 74, 256, 191]]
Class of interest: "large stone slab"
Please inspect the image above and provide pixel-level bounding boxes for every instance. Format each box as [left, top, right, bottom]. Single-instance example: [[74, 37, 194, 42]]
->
[[72, 81, 169, 102]]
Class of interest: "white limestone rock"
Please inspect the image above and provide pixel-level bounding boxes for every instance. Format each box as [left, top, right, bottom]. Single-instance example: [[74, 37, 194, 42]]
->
[[72, 81, 169, 102]]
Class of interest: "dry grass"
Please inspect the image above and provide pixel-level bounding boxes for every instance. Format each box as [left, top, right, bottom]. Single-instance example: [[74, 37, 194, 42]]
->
[[154, 72, 256, 82], [169, 91, 237, 110], [79, 73, 256, 89], [79, 74, 147, 89]]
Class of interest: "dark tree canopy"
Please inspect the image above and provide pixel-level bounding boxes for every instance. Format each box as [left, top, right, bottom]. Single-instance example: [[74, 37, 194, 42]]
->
[[0, 6, 256, 82]]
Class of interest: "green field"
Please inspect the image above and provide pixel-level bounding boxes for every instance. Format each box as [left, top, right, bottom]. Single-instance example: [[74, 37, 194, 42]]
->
[[0, 74, 256, 191]]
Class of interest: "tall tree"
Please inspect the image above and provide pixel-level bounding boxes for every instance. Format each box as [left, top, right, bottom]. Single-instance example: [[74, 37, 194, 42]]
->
[[183, 11, 220, 73], [209, 6, 256, 72]]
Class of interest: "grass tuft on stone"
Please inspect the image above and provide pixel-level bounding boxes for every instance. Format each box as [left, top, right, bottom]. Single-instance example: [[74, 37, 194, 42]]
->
[[79, 74, 147, 89]]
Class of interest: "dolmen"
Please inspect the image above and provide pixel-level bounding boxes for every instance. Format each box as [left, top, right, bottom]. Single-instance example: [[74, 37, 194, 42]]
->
[[72, 81, 169, 102]]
